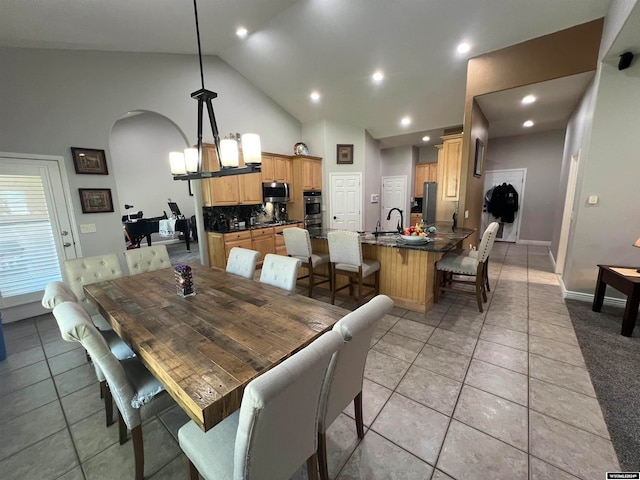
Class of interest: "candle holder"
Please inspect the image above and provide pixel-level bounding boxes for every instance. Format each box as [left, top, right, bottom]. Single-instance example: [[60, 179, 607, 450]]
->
[[174, 265, 196, 297]]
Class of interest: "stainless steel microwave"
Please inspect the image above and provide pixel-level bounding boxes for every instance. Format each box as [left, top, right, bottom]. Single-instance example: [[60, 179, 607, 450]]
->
[[262, 182, 290, 203]]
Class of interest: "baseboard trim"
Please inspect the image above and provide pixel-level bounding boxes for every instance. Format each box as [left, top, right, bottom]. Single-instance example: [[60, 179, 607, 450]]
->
[[517, 239, 551, 247], [560, 282, 628, 308]]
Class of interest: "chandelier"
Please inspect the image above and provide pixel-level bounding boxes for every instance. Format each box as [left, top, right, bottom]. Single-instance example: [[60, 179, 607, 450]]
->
[[170, 0, 261, 180]]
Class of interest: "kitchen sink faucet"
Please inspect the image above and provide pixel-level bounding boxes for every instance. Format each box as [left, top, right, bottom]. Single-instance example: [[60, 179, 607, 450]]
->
[[387, 208, 404, 234]]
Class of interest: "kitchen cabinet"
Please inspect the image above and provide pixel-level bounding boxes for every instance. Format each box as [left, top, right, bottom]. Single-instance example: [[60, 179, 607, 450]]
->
[[289, 155, 323, 222], [251, 227, 275, 265], [414, 163, 438, 198], [201, 144, 262, 206], [207, 230, 253, 269], [410, 213, 422, 227], [238, 173, 262, 204], [438, 133, 463, 202], [261, 154, 292, 184], [208, 224, 305, 269]]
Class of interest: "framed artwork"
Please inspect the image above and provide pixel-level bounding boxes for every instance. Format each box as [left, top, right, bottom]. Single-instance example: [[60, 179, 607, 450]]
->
[[473, 138, 485, 177], [336, 144, 354, 165], [71, 147, 109, 175], [79, 188, 114, 213]]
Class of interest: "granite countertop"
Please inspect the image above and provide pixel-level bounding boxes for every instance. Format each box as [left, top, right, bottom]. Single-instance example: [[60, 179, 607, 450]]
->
[[311, 223, 474, 253], [210, 220, 302, 234]]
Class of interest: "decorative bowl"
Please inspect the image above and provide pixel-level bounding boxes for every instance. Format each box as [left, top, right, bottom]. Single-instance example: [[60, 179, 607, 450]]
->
[[399, 234, 430, 243]]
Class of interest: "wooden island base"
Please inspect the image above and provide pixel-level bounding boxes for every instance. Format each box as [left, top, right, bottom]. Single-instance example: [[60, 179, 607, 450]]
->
[[310, 238, 443, 313]]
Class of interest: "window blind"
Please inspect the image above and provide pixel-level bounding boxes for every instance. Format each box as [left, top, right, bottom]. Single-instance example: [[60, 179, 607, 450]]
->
[[0, 174, 62, 301]]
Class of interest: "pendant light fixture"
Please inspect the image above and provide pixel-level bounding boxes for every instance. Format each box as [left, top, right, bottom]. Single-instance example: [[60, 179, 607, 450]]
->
[[170, 0, 261, 180]]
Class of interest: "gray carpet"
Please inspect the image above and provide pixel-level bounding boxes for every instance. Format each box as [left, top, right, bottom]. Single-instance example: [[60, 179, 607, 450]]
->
[[565, 299, 640, 471], [166, 240, 200, 265]]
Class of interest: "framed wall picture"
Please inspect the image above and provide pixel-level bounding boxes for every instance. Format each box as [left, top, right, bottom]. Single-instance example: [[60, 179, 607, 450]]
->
[[473, 138, 485, 177], [71, 147, 109, 175], [336, 144, 354, 165], [79, 188, 114, 213]]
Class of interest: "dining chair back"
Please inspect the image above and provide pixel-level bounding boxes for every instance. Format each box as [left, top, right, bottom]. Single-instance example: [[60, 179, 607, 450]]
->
[[283, 227, 330, 297], [124, 245, 171, 275], [259, 253, 302, 292], [434, 222, 499, 312], [317, 295, 394, 480], [178, 330, 344, 480], [41, 281, 78, 309], [327, 230, 380, 305], [226, 247, 260, 279], [52, 301, 173, 480], [63, 253, 123, 317]]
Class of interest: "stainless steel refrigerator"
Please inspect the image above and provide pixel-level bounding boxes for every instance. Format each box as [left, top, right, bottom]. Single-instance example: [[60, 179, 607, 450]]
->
[[422, 182, 437, 225]]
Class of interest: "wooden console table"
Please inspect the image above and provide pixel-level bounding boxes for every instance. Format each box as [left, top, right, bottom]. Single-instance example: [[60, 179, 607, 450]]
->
[[592, 265, 640, 337]]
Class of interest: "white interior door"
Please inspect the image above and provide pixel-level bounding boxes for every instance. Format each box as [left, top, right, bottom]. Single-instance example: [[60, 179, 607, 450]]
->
[[482, 168, 526, 242], [381, 175, 407, 231], [0, 153, 78, 316], [555, 153, 580, 274], [329, 173, 362, 231]]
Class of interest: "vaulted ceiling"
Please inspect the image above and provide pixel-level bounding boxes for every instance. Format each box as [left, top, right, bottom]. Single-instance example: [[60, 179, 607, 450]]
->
[[1, 0, 614, 146]]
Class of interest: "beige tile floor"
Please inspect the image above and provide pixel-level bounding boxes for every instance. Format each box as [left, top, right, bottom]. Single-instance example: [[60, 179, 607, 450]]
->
[[0, 244, 621, 479]]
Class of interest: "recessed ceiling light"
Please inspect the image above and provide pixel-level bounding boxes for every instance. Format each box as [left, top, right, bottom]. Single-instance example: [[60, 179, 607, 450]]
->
[[522, 95, 536, 104], [310, 91, 321, 102], [422, 136, 430, 142], [523, 120, 534, 128], [236, 27, 248, 38], [372, 70, 384, 83], [401, 116, 411, 126], [457, 42, 471, 54]]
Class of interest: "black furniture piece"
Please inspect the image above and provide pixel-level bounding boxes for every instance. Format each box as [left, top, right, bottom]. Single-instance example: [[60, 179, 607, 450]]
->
[[123, 214, 192, 251], [592, 264, 640, 337]]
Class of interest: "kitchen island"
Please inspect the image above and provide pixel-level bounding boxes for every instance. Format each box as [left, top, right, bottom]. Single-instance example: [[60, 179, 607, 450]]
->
[[310, 224, 474, 312]]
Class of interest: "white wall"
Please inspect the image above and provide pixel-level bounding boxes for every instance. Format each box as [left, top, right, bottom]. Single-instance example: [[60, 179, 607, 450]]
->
[[485, 130, 565, 242], [380, 146, 414, 223], [364, 131, 382, 230], [418, 146, 438, 164], [110, 112, 195, 240], [0, 46, 301, 261], [564, 60, 640, 294]]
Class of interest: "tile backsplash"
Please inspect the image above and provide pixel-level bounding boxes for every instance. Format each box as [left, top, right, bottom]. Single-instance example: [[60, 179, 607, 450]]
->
[[203, 202, 289, 231]]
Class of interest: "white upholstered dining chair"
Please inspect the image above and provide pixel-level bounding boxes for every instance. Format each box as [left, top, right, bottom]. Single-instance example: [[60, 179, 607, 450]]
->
[[42, 280, 136, 426], [178, 330, 344, 480], [63, 253, 124, 330], [327, 230, 380, 306], [52, 301, 174, 480], [124, 245, 171, 275], [259, 253, 302, 292], [283, 227, 330, 297], [317, 295, 394, 480], [226, 247, 261, 279], [434, 221, 499, 312]]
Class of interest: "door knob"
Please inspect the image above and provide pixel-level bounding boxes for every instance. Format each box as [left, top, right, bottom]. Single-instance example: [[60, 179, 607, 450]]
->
[[63, 242, 72, 247], [61, 231, 69, 236]]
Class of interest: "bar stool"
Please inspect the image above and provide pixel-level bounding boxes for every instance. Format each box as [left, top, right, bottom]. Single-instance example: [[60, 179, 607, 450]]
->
[[283, 227, 330, 297], [327, 230, 380, 306]]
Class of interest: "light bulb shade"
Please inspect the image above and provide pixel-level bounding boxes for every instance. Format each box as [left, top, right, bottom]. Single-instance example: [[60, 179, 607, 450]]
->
[[634, 237, 640, 248], [241, 133, 262, 164], [170, 151, 186, 175], [220, 138, 239, 167], [184, 148, 199, 173]]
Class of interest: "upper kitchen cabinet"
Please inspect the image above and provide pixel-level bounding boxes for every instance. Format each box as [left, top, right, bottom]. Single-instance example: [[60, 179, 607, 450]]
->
[[437, 133, 463, 202], [414, 162, 438, 198], [293, 156, 322, 191], [201, 143, 261, 206], [261, 154, 292, 184]]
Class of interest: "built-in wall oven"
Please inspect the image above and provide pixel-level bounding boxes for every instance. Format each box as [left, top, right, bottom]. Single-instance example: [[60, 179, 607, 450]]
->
[[303, 191, 322, 236]]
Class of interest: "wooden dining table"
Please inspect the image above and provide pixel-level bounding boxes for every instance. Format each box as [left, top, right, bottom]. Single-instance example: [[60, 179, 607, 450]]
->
[[83, 263, 349, 432]]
